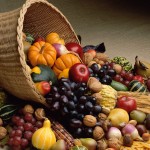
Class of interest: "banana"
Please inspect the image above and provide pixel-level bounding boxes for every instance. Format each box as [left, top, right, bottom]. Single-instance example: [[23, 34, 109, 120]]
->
[[134, 56, 150, 78]]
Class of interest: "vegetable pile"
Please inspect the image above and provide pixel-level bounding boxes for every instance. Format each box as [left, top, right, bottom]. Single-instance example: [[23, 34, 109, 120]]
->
[[0, 32, 150, 150]]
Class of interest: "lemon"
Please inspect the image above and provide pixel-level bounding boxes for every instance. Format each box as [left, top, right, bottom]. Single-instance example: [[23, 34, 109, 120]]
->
[[108, 108, 129, 127]]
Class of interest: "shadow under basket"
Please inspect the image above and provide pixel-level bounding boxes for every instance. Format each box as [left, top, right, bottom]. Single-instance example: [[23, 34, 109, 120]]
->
[[0, 0, 79, 106]]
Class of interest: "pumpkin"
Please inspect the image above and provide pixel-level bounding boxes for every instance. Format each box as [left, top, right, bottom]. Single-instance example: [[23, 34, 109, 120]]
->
[[28, 41, 57, 67], [31, 64, 57, 85], [52, 53, 81, 76], [46, 32, 65, 45], [128, 80, 147, 92], [32, 118, 56, 150]]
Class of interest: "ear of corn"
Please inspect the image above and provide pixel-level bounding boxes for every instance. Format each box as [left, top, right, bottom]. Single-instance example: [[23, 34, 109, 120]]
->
[[51, 120, 75, 149], [98, 85, 117, 111]]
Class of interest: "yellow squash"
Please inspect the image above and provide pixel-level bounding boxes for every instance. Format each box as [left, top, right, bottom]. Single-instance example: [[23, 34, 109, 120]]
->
[[32, 118, 56, 150]]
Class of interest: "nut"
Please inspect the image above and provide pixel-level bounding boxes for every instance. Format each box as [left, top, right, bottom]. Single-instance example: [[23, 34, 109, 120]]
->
[[98, 113, 107, 121], [0, 126, 7, 140], [35, 108, 46, 121], [83, 52, 94, 65], [87, 77, 102, 92], [97, 138, 108, 150], [23, 104, 34, 114], [83, 115, 97, 127], [93, 126, 105, 140]]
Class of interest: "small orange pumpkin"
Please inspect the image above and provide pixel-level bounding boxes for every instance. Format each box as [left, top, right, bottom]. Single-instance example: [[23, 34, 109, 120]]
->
[[45, 32, 65, 45], [28, 41, 57, 67], [52, 53, 81, 76]]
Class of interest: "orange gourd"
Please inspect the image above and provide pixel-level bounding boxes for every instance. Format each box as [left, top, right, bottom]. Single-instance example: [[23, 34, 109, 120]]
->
[[52, 53, 81, 76], [28, 41, 57, 67], [45, 32, 65, 45]]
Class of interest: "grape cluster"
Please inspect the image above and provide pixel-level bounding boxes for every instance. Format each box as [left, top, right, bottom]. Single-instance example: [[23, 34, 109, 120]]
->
[[89, 62, 116, 85], [113, 70, 134, 87], [46, 78, 102, 138], [8, 110, 43, 150]]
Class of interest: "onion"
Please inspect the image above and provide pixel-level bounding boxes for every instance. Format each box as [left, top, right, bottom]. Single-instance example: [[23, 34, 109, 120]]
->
[[122, 124, 143, 141], [107, 127, 122, 140], [52, 43, 69, 57]]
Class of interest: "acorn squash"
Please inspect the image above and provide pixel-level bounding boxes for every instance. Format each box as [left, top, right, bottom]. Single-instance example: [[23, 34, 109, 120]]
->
[[31, 64, 57, 85]]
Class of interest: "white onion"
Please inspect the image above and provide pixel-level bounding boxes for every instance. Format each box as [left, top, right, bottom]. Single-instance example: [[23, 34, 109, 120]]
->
[[107, 127, 122, 140], [52, 43, 69, 57]]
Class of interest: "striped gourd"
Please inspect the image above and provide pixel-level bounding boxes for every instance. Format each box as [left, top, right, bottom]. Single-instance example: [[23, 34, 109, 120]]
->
[[0, 104, 17, 121], [129, 80, 147, 92]]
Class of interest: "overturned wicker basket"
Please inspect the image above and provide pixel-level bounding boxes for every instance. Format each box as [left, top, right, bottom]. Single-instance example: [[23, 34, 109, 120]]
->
[[0, 0, 79, 106]]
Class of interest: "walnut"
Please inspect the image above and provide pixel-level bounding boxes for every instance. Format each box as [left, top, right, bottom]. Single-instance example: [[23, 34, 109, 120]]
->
[[97, 138, 108, 150], [0, 127, 7, 140], [87, 77, 102, 93], [23, 104, 34, 114], [83, 115, 97, 127], [93, 126, 105, 140], [98, 113, 107, 121], [108, 138, 122, 150], [83, 52, 94, 65], [35, 108, 46, 121]]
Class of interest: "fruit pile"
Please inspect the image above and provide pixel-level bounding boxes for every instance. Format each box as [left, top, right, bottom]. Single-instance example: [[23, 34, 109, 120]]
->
[[0, 32, 150, 150]]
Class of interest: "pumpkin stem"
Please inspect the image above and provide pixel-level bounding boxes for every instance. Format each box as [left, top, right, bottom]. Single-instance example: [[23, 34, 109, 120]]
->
[[39, 46, 45, 54]]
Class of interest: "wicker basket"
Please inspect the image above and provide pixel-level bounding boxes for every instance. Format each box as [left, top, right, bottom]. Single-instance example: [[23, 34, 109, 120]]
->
[[0, 0, 79, 106]]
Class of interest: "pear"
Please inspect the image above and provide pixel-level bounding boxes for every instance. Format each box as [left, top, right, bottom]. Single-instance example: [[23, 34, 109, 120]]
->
[[79, 138, 97, 150], [134, 56, 150, 78], [50, 139, 66, 150]]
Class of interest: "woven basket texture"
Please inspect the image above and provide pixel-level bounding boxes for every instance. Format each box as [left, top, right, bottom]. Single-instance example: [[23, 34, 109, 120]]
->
[[0, 0, 79, 106]]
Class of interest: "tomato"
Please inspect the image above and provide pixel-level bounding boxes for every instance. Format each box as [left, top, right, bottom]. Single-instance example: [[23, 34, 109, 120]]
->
[[117, 96, 137, 113], [133, 75, 144, 83]]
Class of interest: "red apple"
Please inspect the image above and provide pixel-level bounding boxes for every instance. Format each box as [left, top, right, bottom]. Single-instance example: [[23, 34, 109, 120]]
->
[[65, 42, 83, 59], [86, 49, 96, 58], [69, 63, 90, 83], [117, 96, 137, 113], [34, 36, 45, 43]]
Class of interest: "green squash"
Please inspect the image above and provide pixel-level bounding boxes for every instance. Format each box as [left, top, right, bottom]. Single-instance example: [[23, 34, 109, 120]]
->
[[31, 64, 57, 85], [70, 145, 88, 150], [0, 104, 18, 121], [129, 80, 147, 92]]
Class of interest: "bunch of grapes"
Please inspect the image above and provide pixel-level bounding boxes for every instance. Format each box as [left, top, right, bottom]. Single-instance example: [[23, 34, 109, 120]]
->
[[7, 110, 43, 150], [46, 78, 102, 138], [113, 70, 134, 87], [89, 62, 116, 85]]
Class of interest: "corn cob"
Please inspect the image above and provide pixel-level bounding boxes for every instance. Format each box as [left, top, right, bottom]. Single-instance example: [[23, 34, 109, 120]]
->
[[51, 120, 75, 149], [98, 85, 117, 111]]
